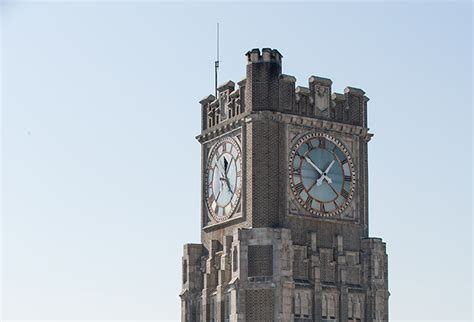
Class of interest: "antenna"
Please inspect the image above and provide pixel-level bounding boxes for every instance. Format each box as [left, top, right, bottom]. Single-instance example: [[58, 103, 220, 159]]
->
[[214, 23, 220, 98]]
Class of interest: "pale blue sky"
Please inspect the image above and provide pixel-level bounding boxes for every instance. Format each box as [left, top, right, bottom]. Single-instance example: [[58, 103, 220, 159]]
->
[[1, 1, 472, 321]]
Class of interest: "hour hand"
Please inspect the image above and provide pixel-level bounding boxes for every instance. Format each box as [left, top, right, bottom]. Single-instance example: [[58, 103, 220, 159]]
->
[[216, 161, 226, 178], [316, 160, 335, 186], [316, 173, 332, 186], [221, 176, 232, 193]]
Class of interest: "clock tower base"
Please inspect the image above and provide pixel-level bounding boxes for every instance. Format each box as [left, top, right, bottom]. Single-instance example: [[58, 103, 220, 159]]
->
[[181, 227, 388, 321]]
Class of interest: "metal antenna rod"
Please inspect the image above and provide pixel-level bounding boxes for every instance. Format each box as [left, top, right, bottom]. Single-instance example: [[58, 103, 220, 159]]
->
[[214, 23, 219, 98]]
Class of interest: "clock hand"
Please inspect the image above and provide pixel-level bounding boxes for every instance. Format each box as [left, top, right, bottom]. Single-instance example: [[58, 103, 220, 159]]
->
[[316, 160, 335, 186], [304, 155, 332, 186], [215, 183, 223, 201], [324, 159, 336, 174], [304, 155, 324, 174], [216, 160, 230, 192], [216, 161, 230, 191], [223, 157, 229, 173], [225, 158, 234, 175], [316, 174, 332, 186], [216, 161, 225, 177], [225, 178, 233, 193], [220, 176, 232, 193]]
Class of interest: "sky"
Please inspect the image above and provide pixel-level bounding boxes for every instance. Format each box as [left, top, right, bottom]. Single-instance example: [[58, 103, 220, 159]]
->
[[1, 1, 472, 321]]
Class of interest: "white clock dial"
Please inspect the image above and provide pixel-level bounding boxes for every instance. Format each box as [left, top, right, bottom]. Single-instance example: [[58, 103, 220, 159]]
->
[[205, 137, 242, 221]]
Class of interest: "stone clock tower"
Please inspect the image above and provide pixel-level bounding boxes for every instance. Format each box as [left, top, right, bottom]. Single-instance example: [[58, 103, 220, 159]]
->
[[180, 48, 389, 321]]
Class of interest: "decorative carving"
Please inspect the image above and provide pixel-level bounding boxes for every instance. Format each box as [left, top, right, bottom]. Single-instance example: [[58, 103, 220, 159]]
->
[[315, 85, 330, 112], [322, 293, 338, 319], [294, 290, 312, 318], [348, 294, 363, 320], [316, 86, 328, 97], [232, 246, 238, 272], [281, 243, 290, 269]]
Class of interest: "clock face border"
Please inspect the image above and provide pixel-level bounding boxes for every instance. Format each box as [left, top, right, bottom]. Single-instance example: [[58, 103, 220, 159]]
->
[[204, 136, 243, 223], [288, 132, 356, 218]]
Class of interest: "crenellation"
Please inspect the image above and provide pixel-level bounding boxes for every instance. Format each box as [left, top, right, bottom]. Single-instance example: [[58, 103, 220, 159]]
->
[[310, 75, 332, 120], [345, 86, 366, 127], [279, 74, 296, 113], [217, 80, 235, 93], [201, 50, 367, 132], [246, 47, 282, 64], [200, 80, 247, 131], [295, 86, 310, 115]]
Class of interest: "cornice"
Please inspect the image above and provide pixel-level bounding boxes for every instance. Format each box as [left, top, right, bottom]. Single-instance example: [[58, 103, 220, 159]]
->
[[245, 111, 373, 141], [197, 110, 374, 143], [196, 112, 249, 143]]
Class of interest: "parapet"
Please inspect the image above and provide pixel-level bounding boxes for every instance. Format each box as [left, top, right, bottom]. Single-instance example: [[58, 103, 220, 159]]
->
[[282, 75, 369, 127], [199, 48, 370, 132], [246, 48, 282, 65], [200, 78, 247, 131]]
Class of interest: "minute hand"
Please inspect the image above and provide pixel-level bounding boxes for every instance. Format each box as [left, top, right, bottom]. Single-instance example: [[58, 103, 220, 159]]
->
[[304, 155, 324, 174], [304, 155, 333, 185], [316, 160, 335, 186]]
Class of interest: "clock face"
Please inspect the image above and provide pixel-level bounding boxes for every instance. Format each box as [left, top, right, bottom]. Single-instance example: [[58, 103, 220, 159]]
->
[[288, 133, 355, 217], [205, 137, 242, 222]]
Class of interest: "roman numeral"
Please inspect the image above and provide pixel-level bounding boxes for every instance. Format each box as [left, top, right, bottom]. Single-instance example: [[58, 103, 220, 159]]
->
[[306, 141, 313, 149], [319, 138, 326, 149], [222, 144, 227, 152], [293, 168, 301, 176], [208, 195, 215, 205], [304, 197, 313, 209], [344, 175, 352, 181], [341, 189, 349, 199], [341, 158, 348, 165], [320, 203, 326, 213], [294, 182, 304, 194], [212, 201, 218, 213]]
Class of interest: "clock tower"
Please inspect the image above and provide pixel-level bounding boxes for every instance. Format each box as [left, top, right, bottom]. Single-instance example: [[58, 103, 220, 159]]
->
[[180, 48, 389, 321]]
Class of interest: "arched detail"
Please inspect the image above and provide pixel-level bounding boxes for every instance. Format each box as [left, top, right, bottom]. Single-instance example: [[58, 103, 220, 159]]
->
[[294, 292, 301, 316], [232, 246, 238, 272]]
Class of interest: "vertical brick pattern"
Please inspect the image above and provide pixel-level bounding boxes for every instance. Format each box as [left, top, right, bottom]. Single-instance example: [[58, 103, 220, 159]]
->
[[246, 62, 281, 112], [293, 247, 308, 280], [247, 119, 281, 228], [333, 97, 345, 122], [245, 289, 274, 321], [296, 94, 309, 114], [279, 80, 295, 111], [248, 245, 273, 277], [348, 94, 362, 125]]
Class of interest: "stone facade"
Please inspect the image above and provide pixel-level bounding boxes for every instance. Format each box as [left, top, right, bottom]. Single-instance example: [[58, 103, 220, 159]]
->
[[181, 48, 389, 321]]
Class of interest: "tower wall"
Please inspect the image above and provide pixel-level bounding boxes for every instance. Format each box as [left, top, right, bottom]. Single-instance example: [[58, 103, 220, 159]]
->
[[182, 48, 389, 321]]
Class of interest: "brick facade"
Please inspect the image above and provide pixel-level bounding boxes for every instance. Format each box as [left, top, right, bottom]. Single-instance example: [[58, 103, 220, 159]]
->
[[181, 48, 389, 321]]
